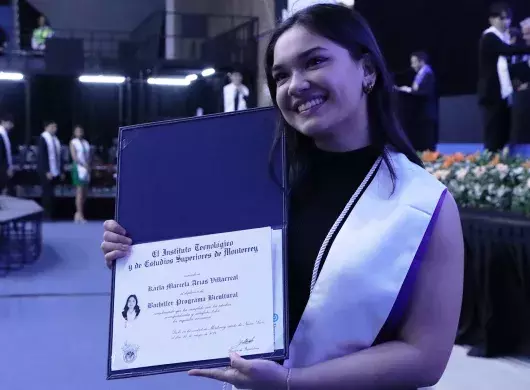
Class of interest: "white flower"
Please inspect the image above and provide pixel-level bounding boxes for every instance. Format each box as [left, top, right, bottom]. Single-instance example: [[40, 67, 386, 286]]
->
[[434, 169, 450, 181], [472, 166, 487, 178], [496, 186, 508, 198], [473, 184, 483, 197], [456, 168, 469, 181], [495, 163, 510, 174], [527, 178, 530, 189], [513, 186, 525, 196]]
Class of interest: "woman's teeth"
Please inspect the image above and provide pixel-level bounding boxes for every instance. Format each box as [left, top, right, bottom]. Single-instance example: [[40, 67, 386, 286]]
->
[[298, 97, 324, 113]]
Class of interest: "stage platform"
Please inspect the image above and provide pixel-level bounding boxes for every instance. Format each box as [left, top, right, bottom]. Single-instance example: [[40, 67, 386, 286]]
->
[[1, 222, 529, 389], [436, 143, 530, 156]]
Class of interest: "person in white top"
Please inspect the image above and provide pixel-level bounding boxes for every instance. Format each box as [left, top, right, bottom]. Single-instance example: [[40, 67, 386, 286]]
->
[[223, 71, 250, 112], [37, 121, 62, 219], [0, 114, 14, 194], [102, 4, 464, 390], [523, 18, 530, 44], [69, 125, 91, 223]]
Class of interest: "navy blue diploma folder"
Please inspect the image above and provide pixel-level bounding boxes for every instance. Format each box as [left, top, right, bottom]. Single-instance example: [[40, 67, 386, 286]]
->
[[108, 107, 289, 379]]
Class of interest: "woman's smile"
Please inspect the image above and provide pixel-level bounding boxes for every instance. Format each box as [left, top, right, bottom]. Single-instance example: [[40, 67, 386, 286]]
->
[[296, 96, 328, 116]]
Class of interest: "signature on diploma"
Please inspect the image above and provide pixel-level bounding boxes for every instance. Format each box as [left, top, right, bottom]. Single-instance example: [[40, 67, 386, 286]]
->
[[229, 336, 256, 352]]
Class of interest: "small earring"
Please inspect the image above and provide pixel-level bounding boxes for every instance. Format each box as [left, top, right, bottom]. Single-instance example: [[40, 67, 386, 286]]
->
[[363, 83, 374, 94]]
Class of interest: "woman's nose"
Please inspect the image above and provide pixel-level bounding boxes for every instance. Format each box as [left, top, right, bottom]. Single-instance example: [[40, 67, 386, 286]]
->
[[288, 72, 310, 96]]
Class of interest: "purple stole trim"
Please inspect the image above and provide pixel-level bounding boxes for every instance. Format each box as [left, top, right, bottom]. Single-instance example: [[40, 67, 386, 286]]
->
[[374, 188, 448, 344]]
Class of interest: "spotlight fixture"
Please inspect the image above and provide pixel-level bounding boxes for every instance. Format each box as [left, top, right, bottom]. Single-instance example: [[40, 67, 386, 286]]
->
[[147, 77, 190, 86], [201, 68, 215, 77], [0, 72, 24, 81], [78, 75, 126, 84]]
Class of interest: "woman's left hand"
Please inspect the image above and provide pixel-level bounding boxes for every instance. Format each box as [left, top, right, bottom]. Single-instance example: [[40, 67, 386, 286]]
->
[[188, 352, 289, 390]]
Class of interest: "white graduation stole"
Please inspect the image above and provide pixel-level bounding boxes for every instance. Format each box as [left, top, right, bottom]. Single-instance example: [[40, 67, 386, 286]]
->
[[42, 131, 61, 177], [483, 26, 514, 99], [0, 126, 12, 168], [71, 138, 90, 180], [283, 151, 446, 369]]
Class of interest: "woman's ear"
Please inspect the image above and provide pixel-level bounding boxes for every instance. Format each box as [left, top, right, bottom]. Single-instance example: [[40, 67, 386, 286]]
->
[[361, 54, 377, 88]]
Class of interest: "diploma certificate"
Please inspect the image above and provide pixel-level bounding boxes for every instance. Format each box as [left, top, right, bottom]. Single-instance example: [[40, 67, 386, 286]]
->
[[109, 226, 283, 377], [108, 108, 288, 379]]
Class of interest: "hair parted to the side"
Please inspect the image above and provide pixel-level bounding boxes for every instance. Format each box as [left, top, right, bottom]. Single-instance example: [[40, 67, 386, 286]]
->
[[265, 3, 422, 191]]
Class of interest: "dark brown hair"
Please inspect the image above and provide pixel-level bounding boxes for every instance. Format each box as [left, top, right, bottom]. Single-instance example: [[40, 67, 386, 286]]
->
[[265, 3, 422, 190]]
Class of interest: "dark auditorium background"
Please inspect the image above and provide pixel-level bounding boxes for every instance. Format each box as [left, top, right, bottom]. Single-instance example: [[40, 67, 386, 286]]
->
[[355, 0, 530, 96], [1, 1, 530, 389]]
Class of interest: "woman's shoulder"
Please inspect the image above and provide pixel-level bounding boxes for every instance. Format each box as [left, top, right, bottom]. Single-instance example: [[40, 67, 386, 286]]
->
[[388, 151, 445, 187], [383, 151, 447, 214]]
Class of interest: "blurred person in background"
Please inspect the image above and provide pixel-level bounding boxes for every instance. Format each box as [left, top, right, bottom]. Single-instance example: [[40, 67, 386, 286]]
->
[[223, 70, 250, 112], [397, 51, 438, 151], [0, 26, 8, 55], [37, 121, 61, 219], [523, 18, 530, 43], [507, 27, 530, 147], [0, 114, 15, 195], [477, 2, 530, 152], [70, 125, 91, 223], [508, 27, 530, 90], [32, 15, 54, 51]]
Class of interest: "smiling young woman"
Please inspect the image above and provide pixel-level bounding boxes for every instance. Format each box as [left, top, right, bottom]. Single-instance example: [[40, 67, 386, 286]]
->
[[102, 4, 464, 390]]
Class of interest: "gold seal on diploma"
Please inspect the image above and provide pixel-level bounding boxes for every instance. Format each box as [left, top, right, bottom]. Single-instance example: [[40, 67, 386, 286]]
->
[[122, 342, 139, 364]]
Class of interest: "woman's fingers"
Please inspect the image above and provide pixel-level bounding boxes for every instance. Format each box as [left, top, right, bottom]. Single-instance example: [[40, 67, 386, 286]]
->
[[101, 241, 129, 254], [102, 230, 132, 246], [103, 220, 127, 236], [102, 220, 132, 268], [104, 250, 128, 268]]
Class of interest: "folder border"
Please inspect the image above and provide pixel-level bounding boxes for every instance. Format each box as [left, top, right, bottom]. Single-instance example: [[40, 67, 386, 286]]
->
[[106, 107, 290, 380]]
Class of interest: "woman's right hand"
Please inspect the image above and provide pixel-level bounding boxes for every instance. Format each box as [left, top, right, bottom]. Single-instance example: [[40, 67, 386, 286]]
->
[[101, 220, 132, 268]]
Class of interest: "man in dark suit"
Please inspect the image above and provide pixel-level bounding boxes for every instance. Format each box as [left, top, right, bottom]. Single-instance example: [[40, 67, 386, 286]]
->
[[0, 114, 15, 194], [507, 27, 530, 145], [397, 51, 438, 151], [478, 2, 530, 151], [37, 121, 61, 219]]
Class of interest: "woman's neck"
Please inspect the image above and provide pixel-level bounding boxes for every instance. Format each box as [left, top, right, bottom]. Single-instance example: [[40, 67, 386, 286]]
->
[[313, 122, 371, 152], [313, 101, 371, 152]]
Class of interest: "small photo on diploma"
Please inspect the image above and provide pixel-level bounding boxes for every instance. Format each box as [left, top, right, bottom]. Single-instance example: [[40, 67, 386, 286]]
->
[[121, 294, 141, 327]]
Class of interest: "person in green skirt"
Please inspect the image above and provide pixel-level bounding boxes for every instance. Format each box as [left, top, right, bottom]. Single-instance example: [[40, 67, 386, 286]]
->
[[69, 125, 91, 223]]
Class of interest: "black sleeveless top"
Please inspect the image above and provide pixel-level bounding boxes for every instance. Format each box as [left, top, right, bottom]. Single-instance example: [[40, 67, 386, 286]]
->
[[287, 145, 380, 341]]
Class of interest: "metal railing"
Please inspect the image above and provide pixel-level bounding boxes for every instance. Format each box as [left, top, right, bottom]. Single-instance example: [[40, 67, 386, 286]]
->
[[6, 11, 260, 73], [19, 28, 129, 59], [131, 11, 258, 65]]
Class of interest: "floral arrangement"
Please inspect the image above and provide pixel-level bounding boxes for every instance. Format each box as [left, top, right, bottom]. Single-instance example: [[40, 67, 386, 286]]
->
[[420, 149, 530, 217]]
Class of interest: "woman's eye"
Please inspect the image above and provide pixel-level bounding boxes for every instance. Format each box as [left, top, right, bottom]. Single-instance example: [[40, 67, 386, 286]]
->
[[273, 73, 288, 83], [307, 57, 326, 67]]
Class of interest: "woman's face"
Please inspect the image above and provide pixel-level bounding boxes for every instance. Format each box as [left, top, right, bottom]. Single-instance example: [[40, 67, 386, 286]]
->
[[74, 127, 84, 138], [272, 25, 366, 140], [127, 297, 136, 309]]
